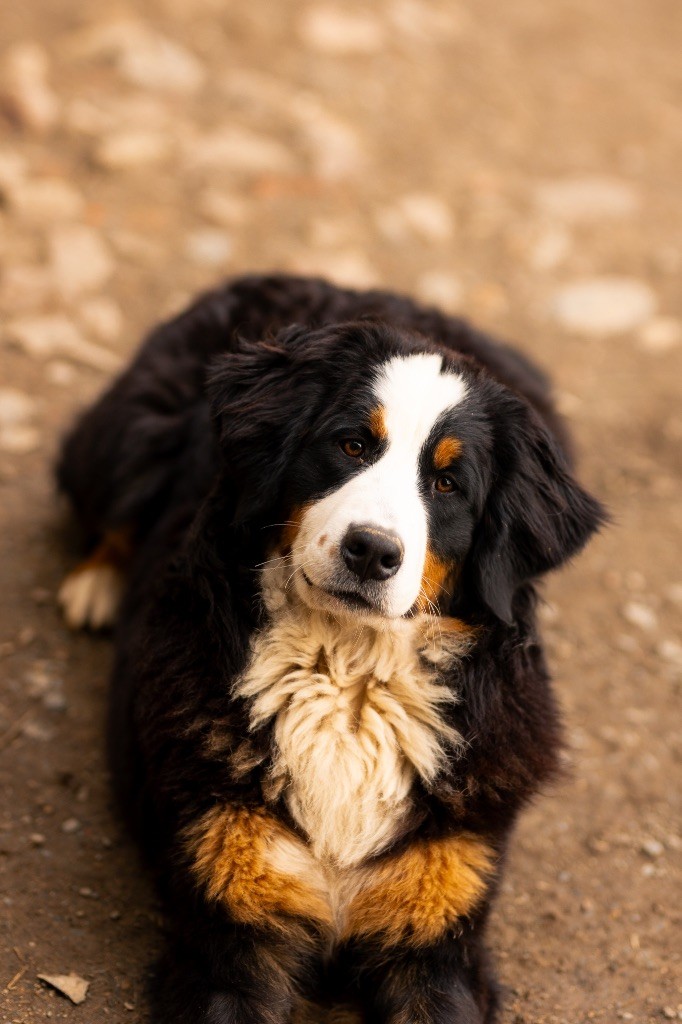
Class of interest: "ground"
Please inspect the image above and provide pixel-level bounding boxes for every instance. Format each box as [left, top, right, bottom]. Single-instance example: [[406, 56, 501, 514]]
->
[[0, 0, 680, 1021]]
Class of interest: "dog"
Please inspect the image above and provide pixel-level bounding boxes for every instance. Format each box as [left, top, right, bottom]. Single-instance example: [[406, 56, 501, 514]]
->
[[57, 273, 605, 1023]]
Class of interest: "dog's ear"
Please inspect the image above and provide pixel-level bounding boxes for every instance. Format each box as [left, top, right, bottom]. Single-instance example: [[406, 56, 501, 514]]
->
[[207, 326, 328, 523], [467, 392, 606, 624]]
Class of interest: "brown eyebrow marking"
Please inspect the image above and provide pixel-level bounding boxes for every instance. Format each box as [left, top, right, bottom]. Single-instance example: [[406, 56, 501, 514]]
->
[[433, 436, 462, 470], [369, 406, 387, 440]]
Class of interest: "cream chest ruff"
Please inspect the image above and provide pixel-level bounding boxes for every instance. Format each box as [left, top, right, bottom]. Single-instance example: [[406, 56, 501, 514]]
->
[[234, 585, 468, 868]]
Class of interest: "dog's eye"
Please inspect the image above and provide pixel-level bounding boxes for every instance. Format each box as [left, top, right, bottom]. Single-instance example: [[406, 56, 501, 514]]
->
[[434, 474, 456, 494], [340, 439, 365, 459]]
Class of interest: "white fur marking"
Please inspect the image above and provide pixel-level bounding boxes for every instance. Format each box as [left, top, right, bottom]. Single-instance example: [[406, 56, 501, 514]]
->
[[292, 353, 468, 618], [237, 565, 468, 867], [58, 565, 124, 630]]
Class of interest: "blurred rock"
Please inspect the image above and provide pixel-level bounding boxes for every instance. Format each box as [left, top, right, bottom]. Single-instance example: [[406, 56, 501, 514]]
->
[[299, 7, 385, 54], [48, 224, 114, 298], [94, 130, 172, 170], [0, 265, 53, 313], [0, 148, 27, 188], [0, 388, 37, 427], [399, 193, 453, 242], [535, 176, 639, 222], [199, 189, 249, 227], [292, 98, 366, 180], [184, 127, 295, 173], [416, 271, 463, 312], [184, 229, 233, 267], [6, 178, 84, 223], [552, 277, 656, 335], [77, 297, 123, 343], [0, 43, 59, 132], [5, 314, 121, 372], [638, 316, 681, 354], [117, 34, 205, 94], [622, 601, 657, 632], [526, 225, 571, 271]]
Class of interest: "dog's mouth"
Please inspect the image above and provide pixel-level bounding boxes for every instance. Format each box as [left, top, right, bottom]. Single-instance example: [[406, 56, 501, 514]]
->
[[301, 571, 375, 612]]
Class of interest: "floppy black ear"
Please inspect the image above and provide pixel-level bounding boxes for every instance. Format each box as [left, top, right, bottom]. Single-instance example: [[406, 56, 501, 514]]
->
[[469, 393, 606, 624], [206, 326, 327, 523]]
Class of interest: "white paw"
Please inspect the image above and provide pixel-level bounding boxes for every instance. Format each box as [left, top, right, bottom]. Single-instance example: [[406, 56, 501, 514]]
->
[[58, 564, 124, 630]]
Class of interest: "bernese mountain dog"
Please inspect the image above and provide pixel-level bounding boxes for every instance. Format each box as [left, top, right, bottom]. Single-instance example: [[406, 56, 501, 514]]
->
[[57, 273, 605, 1024]]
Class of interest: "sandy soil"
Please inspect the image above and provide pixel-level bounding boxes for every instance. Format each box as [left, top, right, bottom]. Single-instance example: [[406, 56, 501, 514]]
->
[[1, 1, 680, 1021]]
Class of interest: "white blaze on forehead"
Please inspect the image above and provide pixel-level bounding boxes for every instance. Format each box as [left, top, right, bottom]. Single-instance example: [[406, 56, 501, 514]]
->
[[290, 352, 469, 619], [374, 353, 468, 454]]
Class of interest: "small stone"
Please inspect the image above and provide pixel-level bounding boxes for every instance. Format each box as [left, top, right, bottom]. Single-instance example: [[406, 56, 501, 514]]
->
[[6, 178, 84, 223], [38, 974, 89, 1005], [199, 189, 248, 227], [78, 887, 97, 898], [552, 277, 657, 336], [43, 692, 67, 712], [94, 130, 172, 170], [184, 229, 232, 267], [1, 43, 59, 132], [30, 832, 46, 845], [61, 817, 80, 834], [22, 719, 53, 741], [638, 316, 682, 354], [641, 838, 664, 858], [535, 176, 639, 222], [48, 224, 114, 297], [77, 297, 123, 342], [0, 388, 36, 427], [622, 601, 657, 632], [663, 1009, 677, 1020], [5, 314, 121, 372], [117, 35, 205, 94], [399, 193, 453, 242], [416, 271, 463, 312], [658, 640, 682, 667], [46, 360, 77, 385], [184, 127, 295, 174], [299, 7, 385, 54], [527, 225, 570, 271], [0, 425, 41, 453], [293, 98, 365, 180], [665, 583, 682, 604]]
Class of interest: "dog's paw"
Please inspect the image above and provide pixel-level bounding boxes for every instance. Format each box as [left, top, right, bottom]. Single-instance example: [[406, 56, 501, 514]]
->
[[58, 563, 124, 630]]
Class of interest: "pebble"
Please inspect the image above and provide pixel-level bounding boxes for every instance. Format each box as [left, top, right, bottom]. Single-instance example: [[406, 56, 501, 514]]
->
[[293, 98, 365, 180], [184, 127, 295, 174], [94, 130, 172, 170], [641, 838, 664, 858], [527, 225, 570, 271], [0, 387, 36, 427], [48, 224, 114, 297], [61, 817, 81, 834], [30, 832, 46, 846], [638, 316, 682, 354], [622, 601, 658, 632], [199, 189, 248, 227], [534, 176, 639, 222], [416, 271, 463, 312], [184, 229, 233, 267], [399, 193, 454, 242], [5, 314, 121, 372], [0, 43, 59, 132], [77, 297, 123, 342], [117, 34, 205, 94], [552, 277, 657, 336], [658, 640, 682, 667], [5, 178, 84, 223], [38, 973, 89, 1006], [299, 7, 385, 54], [46, 360, 78, 386]]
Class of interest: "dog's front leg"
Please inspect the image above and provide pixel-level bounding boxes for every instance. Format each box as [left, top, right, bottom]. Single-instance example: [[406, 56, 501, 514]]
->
[[152, 804, 332, 1023], [152, 902, 320, 1024]]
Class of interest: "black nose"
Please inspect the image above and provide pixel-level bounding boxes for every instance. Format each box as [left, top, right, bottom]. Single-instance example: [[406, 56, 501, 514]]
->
[[341, 525, 404, 583]]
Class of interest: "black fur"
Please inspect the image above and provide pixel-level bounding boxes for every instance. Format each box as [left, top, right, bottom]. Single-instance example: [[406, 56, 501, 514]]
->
[[57, 274, 605, 1023]]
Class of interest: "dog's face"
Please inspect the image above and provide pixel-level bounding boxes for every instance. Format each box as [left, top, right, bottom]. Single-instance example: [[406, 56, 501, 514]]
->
[[209, 323, 604, 624], [283, 352, 488, 620]]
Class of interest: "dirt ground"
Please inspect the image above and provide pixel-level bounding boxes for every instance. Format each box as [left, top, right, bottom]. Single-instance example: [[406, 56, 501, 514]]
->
[[1, 0, 681, 1021]]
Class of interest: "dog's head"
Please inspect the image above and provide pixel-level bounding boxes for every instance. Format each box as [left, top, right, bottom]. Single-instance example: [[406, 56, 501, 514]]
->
[[209, 323, 604, 624]]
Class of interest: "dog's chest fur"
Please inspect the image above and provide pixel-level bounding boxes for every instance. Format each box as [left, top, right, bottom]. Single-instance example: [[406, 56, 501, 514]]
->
[[235, 584, 466, 867]]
